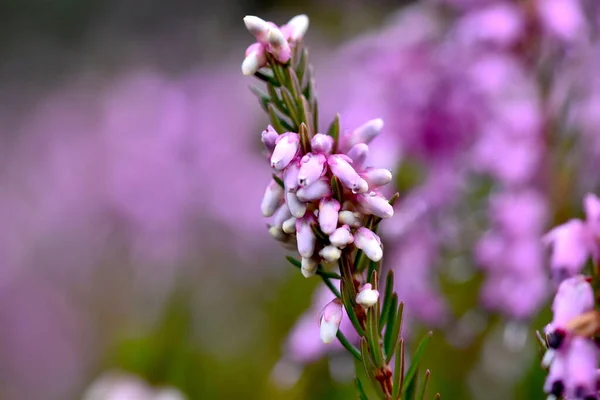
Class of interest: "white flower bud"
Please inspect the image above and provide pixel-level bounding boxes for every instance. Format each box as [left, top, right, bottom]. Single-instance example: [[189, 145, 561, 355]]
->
[[319, 245, 342, 262], [282, 217, 297, 234], [319, 299, 343, 344], [356, 283, 380, 308], [338, 210, 362, 227], [301, 257, 317, 278], [261, 180, 284, 217]]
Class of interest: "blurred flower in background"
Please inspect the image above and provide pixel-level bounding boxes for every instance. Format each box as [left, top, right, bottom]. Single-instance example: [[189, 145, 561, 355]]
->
[[0, 0, 599, 399]]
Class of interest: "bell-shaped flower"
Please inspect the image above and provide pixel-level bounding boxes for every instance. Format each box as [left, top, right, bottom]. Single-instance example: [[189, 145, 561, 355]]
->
[[357, 192, 394, 219], [327, 154, 368, 194], [301, 257, 318, 278], [271, 132, 300, 170], [361, 168, 393, 189], [296, 216, 316, 258], [318, 198, 340, 235], [319, 299, 343, 344], [298, 153, 327, 187], [340, 118, 384, 151], [543, 219, 590, 281], [296, 178, 331, 202], [310, 133, 333, 154], [354, 227, 383, 262], [345, 143, 369, 171], [356, 283, 379, 308], [261, 180, 284, 217], [329, 225, 354, 248], [319, 245, 341, 262], [261, 125, 279, 153]]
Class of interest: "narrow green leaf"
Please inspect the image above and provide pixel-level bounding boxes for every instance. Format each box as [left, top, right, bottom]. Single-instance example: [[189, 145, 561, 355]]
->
[[299, 122, 312, 154], [337, 331, 361, 362], [331, 176, 344, 203], [379, 270, 395, 332], [249, 85, 269, 102], [322, 275, 341, 298], [403, 370, 418, 400], [309, 219, 328, 242], [267, 104, 288, 134], [367, 261, 378, 284], [267, 84, 288, 115], [401, 332, 433, 398], [285, 256, 301, 268], [355, 377, 369, 400], [417, 369, 431, 400], [535, 330, 548, 356], [272, 174, 284, 188], [340, 258, 365, 337], [254, 70, 279, 86], [280, 87, 300, 127], [299, 95, 314, 137], [296, 48, 308, 86], [270, 60, 288, 87], [366, 306, 383, 368], [286, 66, 302, 101], [360, 338, 387, 400], [384, 299, 403, 363], [327, 113, 341, 150], [392, 338, 404, 400], [354, 250, 368, 273]]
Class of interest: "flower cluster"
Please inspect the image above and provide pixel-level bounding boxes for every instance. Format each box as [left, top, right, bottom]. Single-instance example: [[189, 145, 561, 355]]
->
[[242, 15, 309, 76], [261, 119, 394, 279], [542, 194, 600, 399], [543, 276, 598, 399]]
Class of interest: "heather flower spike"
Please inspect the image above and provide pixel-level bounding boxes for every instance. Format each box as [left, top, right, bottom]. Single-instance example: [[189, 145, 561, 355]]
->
[[241, 13, 430, 399]]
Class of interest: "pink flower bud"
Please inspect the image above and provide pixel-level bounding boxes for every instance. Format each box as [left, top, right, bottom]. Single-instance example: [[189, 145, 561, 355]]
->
[[549, 275, 594, 333], [356, 283, 380, 307], [301, 257, 317, 278], [319, 245, 341, 262], [346, 143, 369, 171], [296, 217, 316, 258], [261, 180, 284, 217], [319, 298, 343, 344], [327, 154, 368, 194], [310, 133, 334, 154], [565, 337, 598, 398], [543, 220, 590, 280], [286, 191, 306, 218], [361, 168, 393, 188], [296, 178, 332, 202], [243, 16, 271, 42], [283, 161, 301, 192], [354, 227, 383, 262], [284, 14, 309, 42], [318, 198, 340, 235], [241, 44, 267, 76], [298, 153, 327, 187], [272, 204, 292, 228], [329, 225, 354, 248], [267, 28, 291, 63], [282, 217, 297, 234], [341, 118, 384, 151], [271, 132, 299, 170], [338, 210, 362, 227], [261, 125, 279, 153], [544, 350, 566, 397], [357, 192, 394, 219]]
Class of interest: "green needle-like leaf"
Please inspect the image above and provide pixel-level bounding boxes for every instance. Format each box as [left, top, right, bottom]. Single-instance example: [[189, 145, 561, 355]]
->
[[384, 298, 402, 363], [337, 331, 361, 362], [296, 48, 308, 85], [254, 70, 279, 86], [366, 306, 383, 368], [286, 66, 302, 101], [355, 377, 369, 400], [392, 338, 404, 400], [312, 98, 319, 133], [417, 370, 430, 400], [327, 113, 341, 150], [272, 174, 284, 188], [331, 176, 344, 203], [403, 370, 418, 400], [267, 104, 288, 134], [401, 332, 433, 398], [379, 270, 395, 332], [360, 338, 387, 400], [280, 87, 300, 127]]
